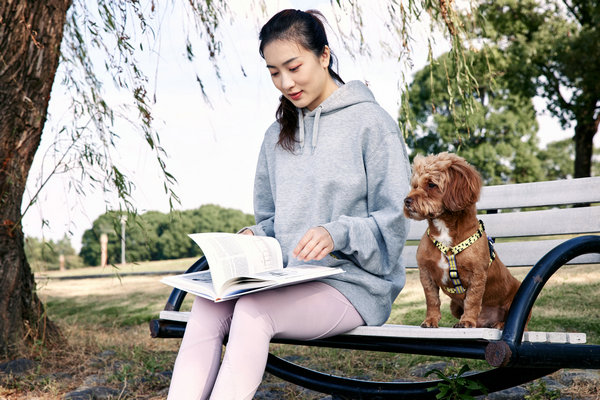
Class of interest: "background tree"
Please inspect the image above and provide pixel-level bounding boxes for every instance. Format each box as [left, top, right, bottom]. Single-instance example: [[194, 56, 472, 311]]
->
[[538, 139, 575, 180], [401, 49, 549, 184], [24, 238, 58, 272], [1, 0, 71, 357], [79, 205, 254, 266], [475, 0, 599, 178], [25, 235, 81, 272]]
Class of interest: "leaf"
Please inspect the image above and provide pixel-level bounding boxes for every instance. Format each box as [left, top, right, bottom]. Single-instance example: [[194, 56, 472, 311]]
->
[[186, 38, 194, 61]]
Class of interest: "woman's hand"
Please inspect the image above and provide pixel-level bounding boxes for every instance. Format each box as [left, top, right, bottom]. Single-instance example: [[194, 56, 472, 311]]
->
[[293, 226, 334, 261], [239, 229, 254, 236]]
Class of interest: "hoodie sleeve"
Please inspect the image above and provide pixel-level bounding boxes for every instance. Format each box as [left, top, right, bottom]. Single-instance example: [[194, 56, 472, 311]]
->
[[244, 141, 275, 237], [321, 131, 410, 276]]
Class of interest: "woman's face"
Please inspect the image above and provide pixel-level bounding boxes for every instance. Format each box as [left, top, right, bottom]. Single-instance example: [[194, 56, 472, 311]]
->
[[263, 39, 336, 111]]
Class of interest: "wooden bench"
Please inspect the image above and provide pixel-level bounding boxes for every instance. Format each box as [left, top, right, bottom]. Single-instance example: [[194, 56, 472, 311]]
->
[[150, 177, 600, 399]]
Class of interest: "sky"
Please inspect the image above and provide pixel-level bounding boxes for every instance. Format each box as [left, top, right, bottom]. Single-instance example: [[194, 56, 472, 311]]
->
[[22, 0, 582, 251]]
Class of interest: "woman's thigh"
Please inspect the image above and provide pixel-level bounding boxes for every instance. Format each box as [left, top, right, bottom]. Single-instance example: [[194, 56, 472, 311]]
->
[[232, 281, 364, 340]]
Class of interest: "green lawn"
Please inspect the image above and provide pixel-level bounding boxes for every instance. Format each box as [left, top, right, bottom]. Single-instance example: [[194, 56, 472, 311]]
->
[[36, 256, 197, 278], [37, 260, 600, 342]]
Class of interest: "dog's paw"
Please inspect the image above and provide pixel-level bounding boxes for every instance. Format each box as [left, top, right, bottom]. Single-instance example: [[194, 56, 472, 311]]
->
[[420, 320, 439, 328], [490, 322, 505, 329], [453, 320, 476, 328]]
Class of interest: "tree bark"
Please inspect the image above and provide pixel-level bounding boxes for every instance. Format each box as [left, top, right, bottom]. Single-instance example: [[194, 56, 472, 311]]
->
[[0, 0, 72, 358], [573, 104, 599, 178]]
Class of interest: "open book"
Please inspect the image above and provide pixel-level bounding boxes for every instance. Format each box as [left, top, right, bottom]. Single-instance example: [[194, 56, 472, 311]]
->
[[160, 232, 344, 302]]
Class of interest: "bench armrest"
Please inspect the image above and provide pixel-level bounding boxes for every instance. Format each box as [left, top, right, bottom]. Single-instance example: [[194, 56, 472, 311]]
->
[[163, 257, 209, 311], [487, 235, 600, 367]]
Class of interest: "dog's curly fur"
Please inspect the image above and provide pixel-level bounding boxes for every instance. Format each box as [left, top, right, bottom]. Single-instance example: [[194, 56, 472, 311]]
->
[[404, 152, 522, 329]]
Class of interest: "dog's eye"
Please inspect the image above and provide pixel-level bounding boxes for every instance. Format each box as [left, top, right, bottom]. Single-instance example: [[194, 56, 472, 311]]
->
[[427, 182, 437, 189]]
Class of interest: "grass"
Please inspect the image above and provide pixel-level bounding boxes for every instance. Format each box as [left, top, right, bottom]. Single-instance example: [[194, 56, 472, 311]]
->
[[1, 259, 599, 399]]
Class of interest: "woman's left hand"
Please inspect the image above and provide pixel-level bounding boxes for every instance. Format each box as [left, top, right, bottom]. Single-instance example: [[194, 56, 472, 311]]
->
[[293, 226, 334, 261]]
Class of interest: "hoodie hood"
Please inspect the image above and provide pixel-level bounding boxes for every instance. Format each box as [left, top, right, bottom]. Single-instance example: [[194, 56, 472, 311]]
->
[[297, 80, 377, 153]]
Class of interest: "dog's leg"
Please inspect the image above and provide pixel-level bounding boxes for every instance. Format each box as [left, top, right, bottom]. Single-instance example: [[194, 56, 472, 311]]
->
[[450, 300, 464, 320], [455, 267, 487, 328], [419, 269, 442, 328], [477, 305, 506, 329]]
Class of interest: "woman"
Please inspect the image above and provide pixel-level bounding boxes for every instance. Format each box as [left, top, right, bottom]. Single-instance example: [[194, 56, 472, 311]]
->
[[168, 9, 411, 399]]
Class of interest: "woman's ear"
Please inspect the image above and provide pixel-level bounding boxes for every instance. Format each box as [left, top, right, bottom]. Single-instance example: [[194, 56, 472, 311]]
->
[[320, 45, 331, 69]]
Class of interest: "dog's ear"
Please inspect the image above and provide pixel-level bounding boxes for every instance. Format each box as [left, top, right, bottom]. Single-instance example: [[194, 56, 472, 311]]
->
[[411, 154, 426, 175], [442, 157, 483, 212]]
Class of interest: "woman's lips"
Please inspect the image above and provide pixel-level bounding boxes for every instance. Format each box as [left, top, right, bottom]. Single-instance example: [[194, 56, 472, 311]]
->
[[289, 91, 302, 101]]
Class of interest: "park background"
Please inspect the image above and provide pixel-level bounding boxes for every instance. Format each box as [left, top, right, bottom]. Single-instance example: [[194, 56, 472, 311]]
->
[[2, 0, 599, 398], [21, 0, 598, 266]]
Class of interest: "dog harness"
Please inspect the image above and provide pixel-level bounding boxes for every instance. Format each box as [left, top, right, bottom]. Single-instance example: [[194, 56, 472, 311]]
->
[[427, 220, 496, 294]]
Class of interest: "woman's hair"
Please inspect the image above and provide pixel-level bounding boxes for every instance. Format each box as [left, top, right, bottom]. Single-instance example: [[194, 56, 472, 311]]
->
[[259, 9, 344, 152]]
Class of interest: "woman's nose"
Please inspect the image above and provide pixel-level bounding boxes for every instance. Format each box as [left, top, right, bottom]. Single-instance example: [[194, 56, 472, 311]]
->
[[281, 73, 294, 90]]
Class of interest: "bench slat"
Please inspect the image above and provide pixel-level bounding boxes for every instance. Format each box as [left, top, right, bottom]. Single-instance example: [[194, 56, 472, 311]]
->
[[477, 177, 600, 210], [401, 239, 600, 269], [493, 240, 600, 266], [158, 311, 586, 344], [407, 207, 600, 241], [480, 207, 600, 238]]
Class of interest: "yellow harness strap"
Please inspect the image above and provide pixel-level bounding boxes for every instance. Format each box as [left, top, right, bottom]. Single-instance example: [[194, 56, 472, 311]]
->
[[427, 220, 495, 294]]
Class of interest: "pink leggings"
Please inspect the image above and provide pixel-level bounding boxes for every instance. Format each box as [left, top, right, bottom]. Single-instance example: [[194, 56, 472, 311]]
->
[[167, 281, 364, 400]]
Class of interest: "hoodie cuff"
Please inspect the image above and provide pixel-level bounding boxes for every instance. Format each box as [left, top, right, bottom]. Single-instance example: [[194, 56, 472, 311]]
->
[[238, 226, 262, 236], [320, 221, 348, 251]]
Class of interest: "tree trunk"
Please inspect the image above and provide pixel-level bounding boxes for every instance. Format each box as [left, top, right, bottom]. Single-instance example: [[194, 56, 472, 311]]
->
[[573, 106, 599, 179], [0, 0, 72, 358]]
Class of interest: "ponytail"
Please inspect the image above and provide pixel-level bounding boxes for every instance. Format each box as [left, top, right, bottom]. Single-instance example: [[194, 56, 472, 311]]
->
[[276, 97, 299, 153]]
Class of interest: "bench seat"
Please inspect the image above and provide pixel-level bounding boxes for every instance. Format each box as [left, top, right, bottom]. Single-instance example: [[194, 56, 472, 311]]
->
[[159, 310, 586, 344]]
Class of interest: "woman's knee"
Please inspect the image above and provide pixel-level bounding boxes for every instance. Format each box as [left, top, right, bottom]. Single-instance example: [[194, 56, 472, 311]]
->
[[233, 295, 268, 319]]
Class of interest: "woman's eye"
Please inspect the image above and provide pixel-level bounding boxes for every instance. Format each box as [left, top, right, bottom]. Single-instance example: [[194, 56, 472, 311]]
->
[[270, 72, 279, 77], [290, 65, 300, 72]]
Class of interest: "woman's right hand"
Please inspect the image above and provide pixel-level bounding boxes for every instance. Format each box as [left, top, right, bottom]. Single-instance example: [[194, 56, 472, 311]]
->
[[293, 226, 334, 261]]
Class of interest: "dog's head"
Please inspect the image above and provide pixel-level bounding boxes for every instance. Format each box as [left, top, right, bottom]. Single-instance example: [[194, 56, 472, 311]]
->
[[403, 152, 482, 220]]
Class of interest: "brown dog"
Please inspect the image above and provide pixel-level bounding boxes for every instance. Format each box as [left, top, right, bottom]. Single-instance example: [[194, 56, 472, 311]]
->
[[403, 152, 522, 329]]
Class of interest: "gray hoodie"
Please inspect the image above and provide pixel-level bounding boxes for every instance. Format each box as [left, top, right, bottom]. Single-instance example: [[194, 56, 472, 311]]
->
[[246, 80, 411, 325]]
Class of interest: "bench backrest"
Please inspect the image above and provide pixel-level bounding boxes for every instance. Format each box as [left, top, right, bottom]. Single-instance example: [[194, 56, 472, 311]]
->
[[401, 177, 600, 268]]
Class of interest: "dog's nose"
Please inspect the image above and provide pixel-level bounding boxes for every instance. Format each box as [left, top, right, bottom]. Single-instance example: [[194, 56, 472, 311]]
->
[[404, 197, 413, 208]]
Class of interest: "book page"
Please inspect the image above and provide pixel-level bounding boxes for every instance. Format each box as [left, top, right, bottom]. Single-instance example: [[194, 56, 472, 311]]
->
[[161, 265, 345, 302], [161, 270, 218, 301], [189, 233, 283, 291], [219, 265, 344, 299]]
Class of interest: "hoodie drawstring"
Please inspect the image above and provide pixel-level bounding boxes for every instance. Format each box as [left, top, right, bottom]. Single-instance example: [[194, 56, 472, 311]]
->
[[297, 106, 322, 154], [311, 106, 322, 154], [297, 109, 305, 151]]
